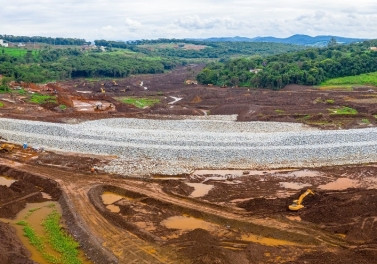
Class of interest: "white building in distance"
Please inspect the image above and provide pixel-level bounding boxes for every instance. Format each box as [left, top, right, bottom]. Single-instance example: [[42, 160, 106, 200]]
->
[[0, 39, 9, 47]]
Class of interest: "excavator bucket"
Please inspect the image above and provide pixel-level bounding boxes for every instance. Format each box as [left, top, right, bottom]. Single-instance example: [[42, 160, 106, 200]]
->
[[288, 189, 314, 211]]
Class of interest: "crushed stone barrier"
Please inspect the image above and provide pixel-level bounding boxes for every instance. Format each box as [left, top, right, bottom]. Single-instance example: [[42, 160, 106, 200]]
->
[[1, 117, 377, 176]]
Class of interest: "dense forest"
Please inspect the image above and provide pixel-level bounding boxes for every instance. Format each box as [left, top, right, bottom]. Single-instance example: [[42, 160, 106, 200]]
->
[[0, 35, 89, 46], [197, 40, 377, 89], [0, 37, 305, 84], [0, 48, 178, 83], [94, 39, 305, 58], [2, 35, 377, 88]]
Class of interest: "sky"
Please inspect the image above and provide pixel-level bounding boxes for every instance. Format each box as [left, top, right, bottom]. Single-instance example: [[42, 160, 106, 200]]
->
[[0, 0, 377, 41]]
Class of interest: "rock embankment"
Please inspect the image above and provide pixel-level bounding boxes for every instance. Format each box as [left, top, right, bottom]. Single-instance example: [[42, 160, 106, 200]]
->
[[1, 117, 377, 176]]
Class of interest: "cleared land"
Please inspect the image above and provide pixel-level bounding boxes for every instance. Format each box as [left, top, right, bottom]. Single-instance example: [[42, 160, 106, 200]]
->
[[0, 65, 376, 264]]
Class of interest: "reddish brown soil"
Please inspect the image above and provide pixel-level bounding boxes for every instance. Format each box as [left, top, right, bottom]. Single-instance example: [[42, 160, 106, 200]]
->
[[0, 222, 35, 264], [1, 145, 377, 264], [1, 67, 377, 263], [1, 65, 377, 128]]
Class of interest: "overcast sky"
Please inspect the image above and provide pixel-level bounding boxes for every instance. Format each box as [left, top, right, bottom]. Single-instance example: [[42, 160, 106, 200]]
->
[[0, 0, 376, 41]]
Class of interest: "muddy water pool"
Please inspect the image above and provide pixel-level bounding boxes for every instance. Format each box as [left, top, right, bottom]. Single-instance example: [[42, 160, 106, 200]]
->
[[0, 201, 91, 264], [0, 175, 17, 187], [318, 178, 359, 190], [186, 182, 214, 197], [161, 215, 218, 232]]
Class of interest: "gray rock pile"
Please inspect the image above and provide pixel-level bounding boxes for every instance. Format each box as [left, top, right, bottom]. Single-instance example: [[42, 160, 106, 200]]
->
[[0, 116, 376, 176]]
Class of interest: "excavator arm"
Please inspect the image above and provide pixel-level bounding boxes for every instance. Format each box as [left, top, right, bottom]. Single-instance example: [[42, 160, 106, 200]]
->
[[288, 189, 314, 211]]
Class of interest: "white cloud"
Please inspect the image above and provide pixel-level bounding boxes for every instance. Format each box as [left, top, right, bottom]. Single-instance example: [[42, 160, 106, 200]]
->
[[124, 18, 142, 32], [176, 16, 219, 30], [0, 0, 377, 40]]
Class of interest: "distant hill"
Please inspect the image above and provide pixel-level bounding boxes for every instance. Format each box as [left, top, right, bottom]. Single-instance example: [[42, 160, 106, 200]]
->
[[197, 34, 367, 47]]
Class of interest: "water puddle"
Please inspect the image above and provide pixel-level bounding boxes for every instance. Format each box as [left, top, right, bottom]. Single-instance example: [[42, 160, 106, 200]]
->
[[186, 183, 214, 198], [106, 204, 120, 213], [161, 216, 218, 232], [153, 176, 185, 180], [168, 96, 183, 105], [0, 201, 91, 264], [279, 182, 312, 190], [101, 192, 128, 205], [277, 169, 323, 178], [241, 234, 300, 246], [41, 192, 52, 200], [0, 175, 17, 187], [193, 170, 245, 177], [230, 198, 252, 203], [193, 169, 298, 178], [318, 178, 359, 190]]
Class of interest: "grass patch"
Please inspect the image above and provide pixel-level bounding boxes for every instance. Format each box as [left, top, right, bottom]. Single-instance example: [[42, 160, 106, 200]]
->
[[59, 104, 67, 110], [17, 209, 83, 264], [321, 71, 377, 88], [116, 97, 160, 108], [361, 118, 370, 124], [16, 88, 27, 95], [328, 106, 358, 115], [325, 99, 335, 104], [298, 114, 312, 120], [43, 210, 81, 264], [274, 109, 285, 114], [17, 220, 60, 263], [0, 102, 4, 107], [29, 93, 57, 104], [2, 47, 39, 58]]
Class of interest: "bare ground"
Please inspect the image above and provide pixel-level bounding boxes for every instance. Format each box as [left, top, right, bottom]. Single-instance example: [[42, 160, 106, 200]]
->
[[0, 66, 377, 263]]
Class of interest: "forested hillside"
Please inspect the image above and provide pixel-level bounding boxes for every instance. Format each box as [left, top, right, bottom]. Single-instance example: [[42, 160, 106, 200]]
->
[[0, 37, 305, 84], [94, 39, 305, 58], [0, 47, 178, 83], [197, 40, 377, 89]]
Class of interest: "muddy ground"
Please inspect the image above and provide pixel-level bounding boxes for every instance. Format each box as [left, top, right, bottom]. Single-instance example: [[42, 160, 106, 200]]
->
[[1, 144, 376, 263], [0, 65, 377, 129], [0, 66, 377, 263]]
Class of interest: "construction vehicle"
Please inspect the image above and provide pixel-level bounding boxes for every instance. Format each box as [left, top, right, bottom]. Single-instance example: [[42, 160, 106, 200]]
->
[[0, 143, 15, 152], [288, 189, 314, 211]]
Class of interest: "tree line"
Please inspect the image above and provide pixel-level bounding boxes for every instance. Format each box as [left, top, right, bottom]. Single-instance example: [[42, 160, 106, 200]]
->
[[0, 47, 179, 83], [197, 40, 377, 89], [0, 34, 89, 46], [94, 39, 305, 59]]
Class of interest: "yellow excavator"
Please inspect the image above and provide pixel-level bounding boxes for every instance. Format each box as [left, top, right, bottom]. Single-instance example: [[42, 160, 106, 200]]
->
[[0, 143, 15, 152], [288, 189, 314, 211]]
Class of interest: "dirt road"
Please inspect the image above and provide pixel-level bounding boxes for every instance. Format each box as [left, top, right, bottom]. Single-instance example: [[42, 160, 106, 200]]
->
[[1, 154, 376, 264]]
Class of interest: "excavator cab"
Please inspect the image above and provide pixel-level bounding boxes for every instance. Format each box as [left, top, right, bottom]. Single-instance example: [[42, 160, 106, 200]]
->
[[289, 189, 314, 211]]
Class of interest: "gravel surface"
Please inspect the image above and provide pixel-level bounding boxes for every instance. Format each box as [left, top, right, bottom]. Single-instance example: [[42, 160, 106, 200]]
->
[[1, 116, 377, 176]]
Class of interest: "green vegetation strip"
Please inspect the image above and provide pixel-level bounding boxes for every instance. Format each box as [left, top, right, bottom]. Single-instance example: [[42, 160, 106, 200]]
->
[[17, 220, 60, 263], [0, 102, 3, 107], [321, 71, 377, 87], [328, 106, 358, 115], [29, 93, 57, 104], [17, 206, 83, 264], [116, 97, 160, 108], [43, 211, 81, 264], [1, 47, 38, 58]]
